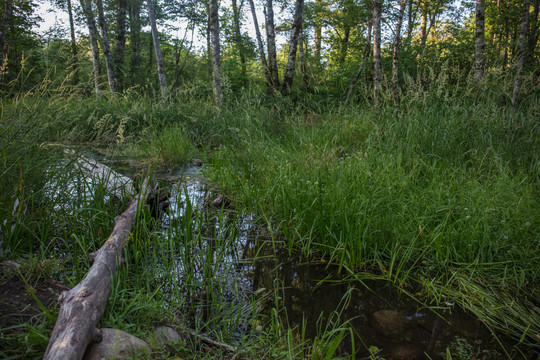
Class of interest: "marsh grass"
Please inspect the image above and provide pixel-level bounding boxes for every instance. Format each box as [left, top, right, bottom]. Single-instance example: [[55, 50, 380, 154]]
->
[[1, 68, 539, 358]]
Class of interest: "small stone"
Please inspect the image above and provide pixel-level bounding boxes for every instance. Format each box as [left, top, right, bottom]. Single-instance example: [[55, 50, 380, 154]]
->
[[370, 309, 410, 337], [192, 159, 203, 167], [154, 326, 181, 345], [84, 328, 150, 360], [388, 343, 423, 360]]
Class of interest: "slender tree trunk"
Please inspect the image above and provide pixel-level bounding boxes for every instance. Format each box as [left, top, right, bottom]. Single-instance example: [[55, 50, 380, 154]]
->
[[314, 0, 322, 65], [174, 25, 194, 87], [67, 0, 78, 81], [115, 0, 128, 91], [209, 0, 223, 104], [147, 0, 168, 98], [0, 0, 13, 67], [393, 0, 406, 106], [474, 0, 485, 83], [512, 0, 531, 108], [298, 32, 310, 89], [345, 22, 371, 107], [405, 0, 415, 44], [96, 0, 117, 93], [248, 0, 272, 88], [282, 0, 304, 92], [265, 0, 279, 90], [232, 0, 247, 83], [372, 0, 382, 107], [129, 0, 142, 84], [339, 25, 351, 65], [420, 7, 427, 45], [80, 0, 101, 96], [527, 0, 539, 66]]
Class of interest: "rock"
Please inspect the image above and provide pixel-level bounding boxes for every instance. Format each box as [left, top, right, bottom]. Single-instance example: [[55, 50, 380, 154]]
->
[[388, 343, 424, 360], [153, 326, 181, 345], [84, 328, 150, 360], [192, 159, 203, 167], [1, 260, 21, 270], [370, 309, 410, 337]]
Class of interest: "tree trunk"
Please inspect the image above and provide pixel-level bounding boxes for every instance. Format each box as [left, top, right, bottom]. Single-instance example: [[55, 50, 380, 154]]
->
[[67, 0, 78, 81], [265, 0, 279, 90], [527, 0, 539, 66], [298, 32, 310, 89], [512, 0, 531, 108], [115, 0, 128, 91], [96, 0, 117, 93], [209, 0, 223, 104], [129, 0, 142, 84], [146, 0, 168, 98], [372, 0, 382, 107], [43, 178, 153, 360], [393, 0, 406, 106], [314, 0, 322, 66], [474, 0, 485, 83], [231, 0, 247, 83], [248, 0, 272, 88], [80, 0, 101, 96], [339, 25, 351, 65], [344, 22, 371, 107], [0, 0, 13, 67], [282, 0, 304, 93]]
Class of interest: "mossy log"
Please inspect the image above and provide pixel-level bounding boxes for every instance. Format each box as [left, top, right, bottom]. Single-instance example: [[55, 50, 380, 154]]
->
[[43, 177, 153, 360]]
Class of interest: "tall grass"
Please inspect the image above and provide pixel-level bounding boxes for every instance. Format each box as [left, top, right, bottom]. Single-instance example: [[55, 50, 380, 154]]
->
[[1, 67, 539, 356]]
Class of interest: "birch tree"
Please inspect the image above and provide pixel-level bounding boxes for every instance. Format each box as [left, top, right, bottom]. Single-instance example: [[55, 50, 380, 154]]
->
[[80, 0, 101, 96], [282, 0, 305, 92], [248, 0, 272, 88], [393, 0, 406, 106], [96, 0, 117, 93], [511, 0, 530, 108], [209, 0, 223, 104], [146, 0, 168, 98], [372, 0, 382, 107], [265, 0, 279, 90]]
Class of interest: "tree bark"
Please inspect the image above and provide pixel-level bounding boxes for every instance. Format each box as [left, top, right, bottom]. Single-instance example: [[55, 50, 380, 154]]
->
[[344, 22, 371, 107], [146, 0, 168, 98], [339, 25, 351, 65], [248, 0, 272, 88], [282, 0, 304, 93], [372, 0, 382, 108], [115, 0, 128, 91], [80, 0, 102, 97], [512, 0, 531, 108], [265, 0, 280, 90], [474, 0, 485, 83], [527, 0, 539, 66], [232, 0, 247, 83], [314, 0, 322, 66], [96, 0, 117, 93], [67, 0, 79, 81], [43, 178, 153, 360], [209, 0, 223, 104], [298, 32, 310, 90], [393, 0, 406, 106], [129, 0, 142, 83]]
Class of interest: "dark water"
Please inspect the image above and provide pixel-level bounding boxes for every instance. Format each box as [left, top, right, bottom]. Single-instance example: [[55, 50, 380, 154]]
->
[[94, 154, 535, 360]]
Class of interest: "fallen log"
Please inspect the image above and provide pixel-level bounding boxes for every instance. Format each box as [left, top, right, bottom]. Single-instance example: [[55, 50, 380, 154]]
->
[[66, 149, 135, 198], [43, 177, 153, 360]]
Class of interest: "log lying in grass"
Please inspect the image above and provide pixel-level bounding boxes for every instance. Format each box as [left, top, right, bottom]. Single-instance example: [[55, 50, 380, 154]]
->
[[43, 177, 153, 360], [66, 150, 135, 198]]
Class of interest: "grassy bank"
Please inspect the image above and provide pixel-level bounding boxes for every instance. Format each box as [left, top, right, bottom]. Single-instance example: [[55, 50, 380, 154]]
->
[[1, 71, 539, 358]]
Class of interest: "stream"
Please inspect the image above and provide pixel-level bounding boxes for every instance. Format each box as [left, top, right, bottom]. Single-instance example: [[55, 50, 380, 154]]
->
[[76, 152, 531, 359]]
